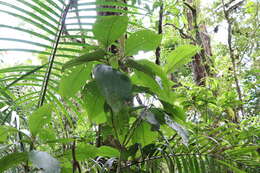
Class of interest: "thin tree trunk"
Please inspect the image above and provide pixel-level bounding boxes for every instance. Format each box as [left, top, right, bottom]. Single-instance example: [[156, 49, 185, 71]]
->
[[155, 2, 163, 65], [221, 0, 244, 119], [185, 0, 208, 86]]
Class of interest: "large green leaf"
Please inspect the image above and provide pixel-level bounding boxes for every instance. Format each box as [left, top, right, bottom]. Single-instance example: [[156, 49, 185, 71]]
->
[[29, 151, 60, 173], [131, 70, 175, 103], [126, 59, 174, 99], [93, 64, 132, 112], [113, 106, 130, 142], [161, 101, 186, 121], [132, 122, 158, 147], [82, 81, 107, 124], [59, 64, 92, 98], [125, 30, 162, 56], [0, 152, 28, 172], [64, 143, 98, 161], [131, 71, 161, 95], [93, 16, 128, 48], [98, 146, 120, 158], [28, 104, 52, 136], [165, 44, 200, 73]]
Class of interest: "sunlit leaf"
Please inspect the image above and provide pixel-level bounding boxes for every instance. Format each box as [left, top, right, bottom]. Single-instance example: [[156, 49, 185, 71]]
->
[[59, 64, 92, 98], [28, 104, 52, 136], [125, 30, 162, 56], [93, 16, 128, 47], [165, 44, 200, 73]]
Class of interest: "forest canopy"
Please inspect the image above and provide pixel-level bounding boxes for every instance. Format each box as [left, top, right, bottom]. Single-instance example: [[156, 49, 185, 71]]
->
[[0, 0, 259, 173]]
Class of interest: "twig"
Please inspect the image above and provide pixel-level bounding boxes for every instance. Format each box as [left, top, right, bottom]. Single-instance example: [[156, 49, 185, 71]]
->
[[164, 23, 195, 42]]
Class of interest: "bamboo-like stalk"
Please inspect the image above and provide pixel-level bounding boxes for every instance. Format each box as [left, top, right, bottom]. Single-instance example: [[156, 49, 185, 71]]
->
[[38, 1, 73, 107]]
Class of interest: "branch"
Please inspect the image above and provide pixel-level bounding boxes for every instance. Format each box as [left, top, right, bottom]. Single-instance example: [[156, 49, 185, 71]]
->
[[227, 0, 245, 13], [216, 0, 236, 11], [164, 23, 195, 42], [63, 25, 83, 44], [183, 2, 196, 15], [121, 153, 208, 169]]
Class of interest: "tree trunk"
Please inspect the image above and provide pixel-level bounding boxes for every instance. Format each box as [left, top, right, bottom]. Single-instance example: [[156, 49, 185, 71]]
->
[[185, 0, 213, 86]]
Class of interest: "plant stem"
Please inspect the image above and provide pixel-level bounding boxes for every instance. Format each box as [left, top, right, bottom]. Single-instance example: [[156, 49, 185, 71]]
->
[[38, 1, 72, 107]]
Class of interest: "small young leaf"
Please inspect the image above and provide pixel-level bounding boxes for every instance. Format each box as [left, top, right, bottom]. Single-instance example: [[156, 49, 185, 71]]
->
[[29, 151, 60, 173], [82, 81, 107, 124], [125, 30, 162, 56], [0, 152, 28, 172], [93, 64, 132, 112], [28, 104, 52, 136], [59, 64, 92, 98], [93, 16, 128, 47], [165, 44, 200, 73]]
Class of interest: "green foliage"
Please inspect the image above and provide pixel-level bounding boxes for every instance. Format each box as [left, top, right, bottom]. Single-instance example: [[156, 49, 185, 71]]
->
[[98, 146, 120, 158], [0, 152, 28, 172], [62, 49, 106, 70], [0, 0, 259, 172], [93, 16, 128, 48], [125, 30, 162, 56], [132, 122, 158, 147], [165, 44, 200, 73], [93, 64, 132, 112], [28, 104, 52, 137], [82, 81, 107, 124], [59, 64, 92, 98]]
